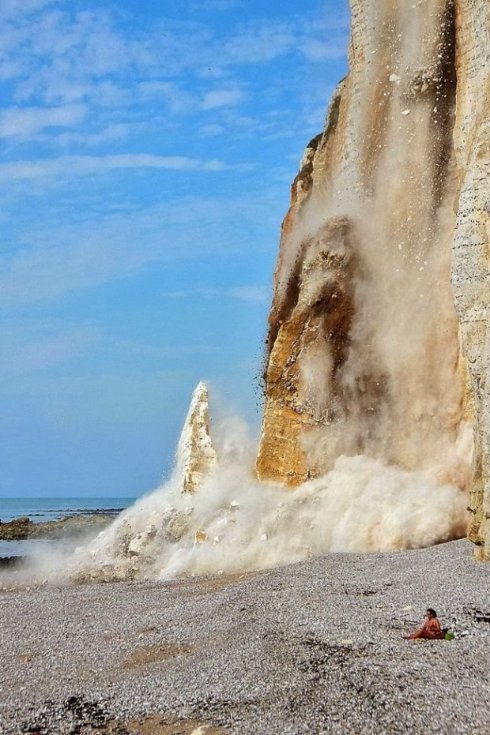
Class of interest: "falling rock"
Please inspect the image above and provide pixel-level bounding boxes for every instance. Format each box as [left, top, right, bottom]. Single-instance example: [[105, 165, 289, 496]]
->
[[128, 526, 157, 557], [165, 511, 191, 542], [255, 0, 488, 562], [176, 382, 218, 494]]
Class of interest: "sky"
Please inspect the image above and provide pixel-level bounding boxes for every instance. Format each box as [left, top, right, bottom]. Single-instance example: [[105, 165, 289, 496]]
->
[[0, 0, 349, 499]]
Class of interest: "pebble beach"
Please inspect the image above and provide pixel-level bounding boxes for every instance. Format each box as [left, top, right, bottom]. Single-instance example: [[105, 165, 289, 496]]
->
[[0, 539, 489, 734]]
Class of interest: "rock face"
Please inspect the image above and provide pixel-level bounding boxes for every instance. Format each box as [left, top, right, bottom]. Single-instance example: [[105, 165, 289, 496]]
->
[[176, 382, 218, 493], [0, 514, 115, 541], [257, 0, 488, 556], [451, 0, 490, 559]]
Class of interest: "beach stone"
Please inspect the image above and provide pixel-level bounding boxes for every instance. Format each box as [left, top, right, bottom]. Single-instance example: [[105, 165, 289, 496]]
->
[[0, 540, 488, 734], [0, 516, 33, 540]]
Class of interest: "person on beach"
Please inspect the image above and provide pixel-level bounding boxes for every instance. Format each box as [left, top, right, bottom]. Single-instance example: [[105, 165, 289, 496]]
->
[[406, 608, 445, 640]]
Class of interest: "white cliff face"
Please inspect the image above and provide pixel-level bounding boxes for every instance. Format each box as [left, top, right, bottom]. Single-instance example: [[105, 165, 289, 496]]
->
[[451, 0, 490, 559], [256, 0, 489, 558], [258, 0, 470, 494], [176, 381, 218, 494]]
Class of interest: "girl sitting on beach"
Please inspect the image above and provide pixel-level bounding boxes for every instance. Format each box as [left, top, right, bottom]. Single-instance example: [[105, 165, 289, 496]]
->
[[407, 608, 445, 640]]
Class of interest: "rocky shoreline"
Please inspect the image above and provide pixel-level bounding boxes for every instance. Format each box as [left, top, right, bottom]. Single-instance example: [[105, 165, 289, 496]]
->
[[0, 539, 488, 734], [0, 512, 121, 569], [0, 511, 119, 542], [0, 555, 23, 569]]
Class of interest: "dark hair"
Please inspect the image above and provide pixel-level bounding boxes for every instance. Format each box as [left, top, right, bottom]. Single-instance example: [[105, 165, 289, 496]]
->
[[426, 608, 437, 618]]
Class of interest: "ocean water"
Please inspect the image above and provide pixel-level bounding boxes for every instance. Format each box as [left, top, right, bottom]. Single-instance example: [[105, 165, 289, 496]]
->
[[0, 496, 136, 523], [0, 497, 136, 558], [0, 538, 58, 559]]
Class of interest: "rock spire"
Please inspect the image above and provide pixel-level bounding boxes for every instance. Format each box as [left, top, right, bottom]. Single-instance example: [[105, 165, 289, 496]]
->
[[176, 381, 218, 493]]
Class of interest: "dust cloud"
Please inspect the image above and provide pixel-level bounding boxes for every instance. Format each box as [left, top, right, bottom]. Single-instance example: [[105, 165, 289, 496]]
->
[[264, 2, 470, 494], [0, 412, 469, 586]]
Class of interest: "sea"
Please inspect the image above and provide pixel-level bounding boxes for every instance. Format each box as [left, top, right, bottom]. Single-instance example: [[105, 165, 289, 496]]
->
[[0, 496, 136, 558]]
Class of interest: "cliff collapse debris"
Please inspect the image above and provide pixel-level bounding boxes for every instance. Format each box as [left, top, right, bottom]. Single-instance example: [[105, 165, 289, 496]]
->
[[7, 380, 466, 584], [257, 0, 488, 558]]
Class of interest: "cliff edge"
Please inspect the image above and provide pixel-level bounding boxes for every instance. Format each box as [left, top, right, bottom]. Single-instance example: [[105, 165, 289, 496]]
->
[[257, 0, 489, 558]]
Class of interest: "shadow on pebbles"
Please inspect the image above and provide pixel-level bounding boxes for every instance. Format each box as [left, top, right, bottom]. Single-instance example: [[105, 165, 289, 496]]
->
[[21, 696, 224, 735]]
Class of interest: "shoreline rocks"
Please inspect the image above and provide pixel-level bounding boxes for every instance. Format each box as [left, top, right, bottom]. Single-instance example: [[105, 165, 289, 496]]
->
[[0, 512, 119, 542], [0, 555, 24, 568]]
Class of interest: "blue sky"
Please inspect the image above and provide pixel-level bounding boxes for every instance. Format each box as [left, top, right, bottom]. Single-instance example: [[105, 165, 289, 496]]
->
[[0, 0, 349, 499]]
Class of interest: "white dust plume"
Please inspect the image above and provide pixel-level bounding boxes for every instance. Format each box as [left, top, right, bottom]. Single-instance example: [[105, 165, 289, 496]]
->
[[0, 384, 469, 586]]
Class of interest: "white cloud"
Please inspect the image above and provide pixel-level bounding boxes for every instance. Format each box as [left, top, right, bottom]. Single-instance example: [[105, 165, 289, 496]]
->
[[0, 320, 102, 376], [55, 122, 136, 147], [201, 88, 245, 109], [138, 81, 175, 97], [222, 25, 295, 64], [0, 60, 23, 80], [0, 194, 279, 306], [137, 81, 195, 114], [216, 18, 347, 67], [167, 285, 270, 303], [0, 104, 86, 138], [3, 7, 155, 106], [0, 3, 348, 161], [189, 0, 242, 10], [0, 154, 226, 181], [301, 38, 348, 61], [229, 286, 270, 303], [198, 123, 226, 137], [0, 0, 57, 20]]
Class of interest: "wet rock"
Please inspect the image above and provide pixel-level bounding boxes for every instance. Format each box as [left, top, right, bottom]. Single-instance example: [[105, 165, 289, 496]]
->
[[0, 514, 116, 542], [0, 516, 33, 540]]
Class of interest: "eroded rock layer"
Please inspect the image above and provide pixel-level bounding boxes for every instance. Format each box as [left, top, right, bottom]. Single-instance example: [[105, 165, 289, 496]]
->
[[257, 0, 488, 555], [176, 382, 217, 494], [452, 0, 490, 559]]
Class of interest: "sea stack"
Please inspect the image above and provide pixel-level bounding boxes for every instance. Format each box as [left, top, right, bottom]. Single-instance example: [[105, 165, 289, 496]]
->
[[176, 381, 218, 494]]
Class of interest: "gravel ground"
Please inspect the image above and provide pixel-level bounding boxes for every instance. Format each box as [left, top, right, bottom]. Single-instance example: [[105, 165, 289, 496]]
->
[[0, 539, 489, 735]]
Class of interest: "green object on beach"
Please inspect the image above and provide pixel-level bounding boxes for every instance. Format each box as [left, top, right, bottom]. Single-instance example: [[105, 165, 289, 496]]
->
[[445, 632, 455, 641]]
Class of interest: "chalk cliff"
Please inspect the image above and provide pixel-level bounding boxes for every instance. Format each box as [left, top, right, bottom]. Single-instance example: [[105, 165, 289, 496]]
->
[[176, 382, 217, 494], [257, 0, 488, 557], [451, 0, 490, 559]]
